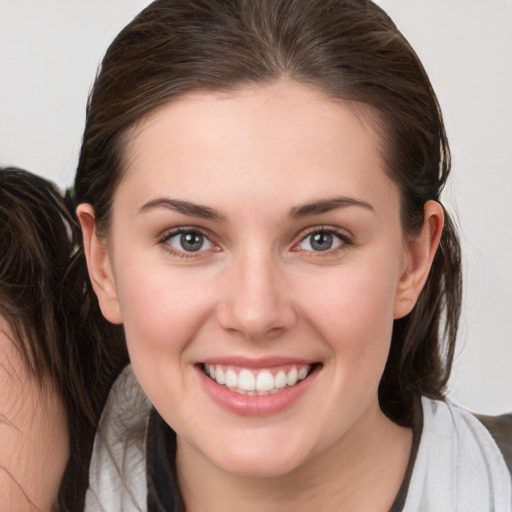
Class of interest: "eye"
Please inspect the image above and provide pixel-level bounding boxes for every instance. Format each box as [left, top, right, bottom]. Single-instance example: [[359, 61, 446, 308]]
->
[[296, 229, 348, 252], [163, 229, 215, 254]]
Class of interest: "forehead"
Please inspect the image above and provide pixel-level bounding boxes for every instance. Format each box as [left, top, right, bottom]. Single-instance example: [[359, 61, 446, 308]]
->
[[118, 80, 397, 216]]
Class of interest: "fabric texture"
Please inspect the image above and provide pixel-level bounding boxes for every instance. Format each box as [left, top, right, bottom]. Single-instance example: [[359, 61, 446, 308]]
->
[[85, 366, 151, 512], [85, 365, 512, 512], [402, 397, 511, 512]]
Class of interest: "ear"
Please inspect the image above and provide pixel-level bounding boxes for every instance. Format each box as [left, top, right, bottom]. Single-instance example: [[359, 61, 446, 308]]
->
[[394, 200, 444, 319], [76, 204, 123, 324]]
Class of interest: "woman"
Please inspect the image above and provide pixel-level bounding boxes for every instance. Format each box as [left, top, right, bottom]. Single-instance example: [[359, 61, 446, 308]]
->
[[72, 0, 511, 510], [0, 168, 127, 511]]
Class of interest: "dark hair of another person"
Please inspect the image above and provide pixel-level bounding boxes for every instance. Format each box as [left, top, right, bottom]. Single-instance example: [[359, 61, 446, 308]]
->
[[75, 0, 462, 426], [0, 168, 127, 511]]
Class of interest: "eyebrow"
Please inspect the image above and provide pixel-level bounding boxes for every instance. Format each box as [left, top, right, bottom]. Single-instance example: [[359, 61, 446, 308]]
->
[[288, 196, 374, 218], [138, 198, 227, 222], [138, 195, 374, 222]]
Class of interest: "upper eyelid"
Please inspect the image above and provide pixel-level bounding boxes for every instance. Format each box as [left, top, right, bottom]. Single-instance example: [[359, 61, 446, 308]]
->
[[297, 225, 352, 242], [157, 225, 352, 250], [158, 227, 219, 258], [159, 225, 216, 241], [288, 226, 353, 254]]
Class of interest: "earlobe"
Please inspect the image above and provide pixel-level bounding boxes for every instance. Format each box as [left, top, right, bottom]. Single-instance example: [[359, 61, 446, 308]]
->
[[76, 204, 123, 324], [394, 200, 444, 319]]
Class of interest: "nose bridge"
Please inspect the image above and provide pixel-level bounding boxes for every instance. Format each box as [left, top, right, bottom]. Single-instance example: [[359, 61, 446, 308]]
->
[[219, 244, 295, 339]]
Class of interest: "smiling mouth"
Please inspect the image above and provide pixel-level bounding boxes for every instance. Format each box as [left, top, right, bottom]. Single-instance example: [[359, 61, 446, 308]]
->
[[201, 363, 318, 396]]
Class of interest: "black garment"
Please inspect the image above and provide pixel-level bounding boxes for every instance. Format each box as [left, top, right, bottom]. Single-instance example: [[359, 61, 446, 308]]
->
[[147, 410, 185, 512]]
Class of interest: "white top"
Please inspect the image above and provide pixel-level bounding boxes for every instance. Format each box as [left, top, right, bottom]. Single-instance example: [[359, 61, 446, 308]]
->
[[85, 366, 150, 511], [404, 397, 511, 511], [85, 365, 512, 512]]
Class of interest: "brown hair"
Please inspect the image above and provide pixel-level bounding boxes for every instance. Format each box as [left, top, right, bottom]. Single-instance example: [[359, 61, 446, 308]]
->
[[0, 168, 127, 511], [75, 0, 462, 425]]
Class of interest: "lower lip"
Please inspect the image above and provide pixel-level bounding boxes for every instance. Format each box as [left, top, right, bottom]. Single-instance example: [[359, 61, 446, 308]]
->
[[196, 365, 320, 417]]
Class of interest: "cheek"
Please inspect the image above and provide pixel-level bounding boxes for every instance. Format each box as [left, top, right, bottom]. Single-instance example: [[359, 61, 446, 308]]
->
[[295, 260, 399, 373], [301, 267, 397, 337], [113, 255, 215, 356], [112, 260, 217, 412]]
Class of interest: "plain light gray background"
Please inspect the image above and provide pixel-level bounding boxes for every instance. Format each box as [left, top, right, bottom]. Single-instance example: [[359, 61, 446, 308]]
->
[[1, 0, 511, 414]]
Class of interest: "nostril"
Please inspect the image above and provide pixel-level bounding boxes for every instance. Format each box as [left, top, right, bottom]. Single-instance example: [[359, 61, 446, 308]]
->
[[216, 302, 296, 340]]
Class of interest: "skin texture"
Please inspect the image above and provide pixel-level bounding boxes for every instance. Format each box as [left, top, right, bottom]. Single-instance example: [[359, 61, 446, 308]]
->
[[79, 80, 443, 511], [0, 316, 69, 512]]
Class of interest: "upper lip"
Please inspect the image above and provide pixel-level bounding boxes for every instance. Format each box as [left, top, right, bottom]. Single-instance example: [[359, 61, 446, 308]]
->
[[199, 356, 318, 369]]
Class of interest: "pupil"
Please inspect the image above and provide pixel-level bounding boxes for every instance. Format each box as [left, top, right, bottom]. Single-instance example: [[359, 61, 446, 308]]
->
[[181, 232, 203, 252], [311, 232, 332, 251]]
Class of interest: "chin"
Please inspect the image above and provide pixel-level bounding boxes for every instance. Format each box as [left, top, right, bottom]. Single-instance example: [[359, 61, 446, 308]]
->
[[200, 435, 313, 478]]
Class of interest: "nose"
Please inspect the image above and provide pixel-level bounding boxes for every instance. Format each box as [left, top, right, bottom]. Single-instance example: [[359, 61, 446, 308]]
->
[[216, 251, 297, 340]]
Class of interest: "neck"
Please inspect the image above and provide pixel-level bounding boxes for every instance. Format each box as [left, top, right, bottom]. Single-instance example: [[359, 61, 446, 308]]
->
[[177, 400, 412, 512]]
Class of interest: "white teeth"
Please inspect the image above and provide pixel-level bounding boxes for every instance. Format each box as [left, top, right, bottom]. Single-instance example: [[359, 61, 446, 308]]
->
[[225, 369, 238, 388], [215, 366, 225, 385], [203, 363, 312, 395], [286, 367, 298, 386], [274, 370, 287, 389], [256, 370, 275, 391], [298, 366, 309, 380], [238, 369, 256, 391]]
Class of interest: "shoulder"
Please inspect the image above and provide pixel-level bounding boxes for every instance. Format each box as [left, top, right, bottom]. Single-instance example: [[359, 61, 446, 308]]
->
[[421, 397, 512, 467], [0, 315, 69, 511], [402, 397, 512, 511], [475, 412, 512, 475], [85, 365, 151, 512]]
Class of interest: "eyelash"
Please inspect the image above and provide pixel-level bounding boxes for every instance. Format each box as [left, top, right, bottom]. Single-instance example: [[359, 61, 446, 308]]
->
[[157, 227, 218, 259], [157, 226, 353, 259], [293, 226, 353, 256]]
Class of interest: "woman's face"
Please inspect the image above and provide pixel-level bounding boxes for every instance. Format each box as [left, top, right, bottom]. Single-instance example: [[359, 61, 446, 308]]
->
[[90, 81, 424, 476]]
